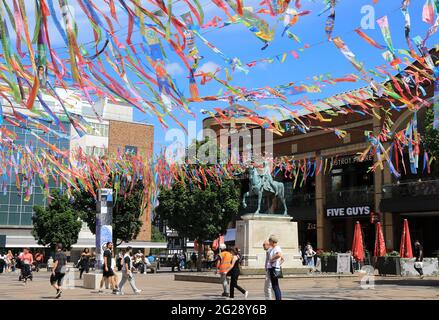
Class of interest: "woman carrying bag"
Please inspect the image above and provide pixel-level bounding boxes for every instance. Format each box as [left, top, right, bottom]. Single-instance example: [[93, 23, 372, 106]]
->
[[268, 235, 284, 301], [227, 247, 249, 299]]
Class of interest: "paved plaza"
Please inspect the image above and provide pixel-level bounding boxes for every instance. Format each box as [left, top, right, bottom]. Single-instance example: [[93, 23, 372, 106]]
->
[[0, 269, 438, 300]]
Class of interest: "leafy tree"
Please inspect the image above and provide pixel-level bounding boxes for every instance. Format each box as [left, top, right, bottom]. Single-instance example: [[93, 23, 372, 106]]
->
[[32, 191, 82, 250], [156, 137, 241, 271], [424, 108, 439, 177], [151, 225, 166, 242], [150, 225, 166, 255], [71, 181, 145, 247]]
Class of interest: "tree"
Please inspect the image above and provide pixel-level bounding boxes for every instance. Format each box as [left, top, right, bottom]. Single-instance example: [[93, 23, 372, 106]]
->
[[150, 225, 166, 255], [156, 172, 240, 271], [151, 225, 166, 242], [32, 191, 83, 250], [71, 180, 145, 247], [424, 108, 439, 177]]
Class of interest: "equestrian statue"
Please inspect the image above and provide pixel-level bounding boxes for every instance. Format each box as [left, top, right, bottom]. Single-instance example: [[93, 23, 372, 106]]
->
[[242, 161, 288, 215]]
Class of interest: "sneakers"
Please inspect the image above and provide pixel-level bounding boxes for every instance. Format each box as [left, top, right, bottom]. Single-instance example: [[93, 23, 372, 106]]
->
[[420, 275, 425, 279], [135, 289, 142, 295], [221, 292, 229, 297], [98, 289, 104, 293], [245, 291, 249, 299], [55, 290, 62, 299]]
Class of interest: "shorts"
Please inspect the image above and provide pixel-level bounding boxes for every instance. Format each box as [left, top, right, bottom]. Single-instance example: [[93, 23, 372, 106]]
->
[[103, 268, 115, 278], [50, 272, 65, 286]]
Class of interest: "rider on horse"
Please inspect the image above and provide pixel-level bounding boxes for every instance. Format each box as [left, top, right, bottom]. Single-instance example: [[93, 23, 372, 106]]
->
[[261, 161, 278, 197]]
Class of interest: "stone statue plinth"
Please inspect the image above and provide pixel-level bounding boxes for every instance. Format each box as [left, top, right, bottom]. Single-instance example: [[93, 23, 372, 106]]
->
[[235, 214, 306, 272]]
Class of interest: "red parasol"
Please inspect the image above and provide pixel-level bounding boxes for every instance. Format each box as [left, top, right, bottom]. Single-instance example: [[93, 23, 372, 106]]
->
[[352, 221, 365, 262], [399, 219, 413, 258], [373, 222, 386, 257]]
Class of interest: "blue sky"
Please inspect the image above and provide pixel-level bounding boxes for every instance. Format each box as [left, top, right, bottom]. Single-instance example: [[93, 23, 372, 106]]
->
[[4, 0, 439, 155], [131, 0, 439, 154]]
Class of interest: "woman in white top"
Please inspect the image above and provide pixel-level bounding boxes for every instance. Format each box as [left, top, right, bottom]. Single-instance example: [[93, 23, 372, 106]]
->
[[267, 235, 284, 300], [305, 243, 316, 267]]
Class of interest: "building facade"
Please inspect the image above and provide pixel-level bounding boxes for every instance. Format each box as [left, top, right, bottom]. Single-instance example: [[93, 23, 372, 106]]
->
[[203, 49, 439, 257], [0, 91, 155, 250]]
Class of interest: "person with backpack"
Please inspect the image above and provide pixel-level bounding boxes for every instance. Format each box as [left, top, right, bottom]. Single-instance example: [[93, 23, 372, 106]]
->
[[228, 247, 248, 299], [118, 247, 141, 295]]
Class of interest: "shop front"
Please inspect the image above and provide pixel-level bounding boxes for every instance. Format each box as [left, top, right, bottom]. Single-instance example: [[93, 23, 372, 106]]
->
[[325, 205, 374, 256], [324, 153, 375, 253], [381, 179, 439, 257]]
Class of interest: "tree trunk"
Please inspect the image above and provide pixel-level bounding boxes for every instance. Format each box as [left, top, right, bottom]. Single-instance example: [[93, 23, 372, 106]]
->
[[197, 240, 203, 272]]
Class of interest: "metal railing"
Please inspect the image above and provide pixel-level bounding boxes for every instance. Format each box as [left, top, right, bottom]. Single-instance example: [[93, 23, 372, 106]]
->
[[326, 186, 374, 206], [382, 179, 439, 199]]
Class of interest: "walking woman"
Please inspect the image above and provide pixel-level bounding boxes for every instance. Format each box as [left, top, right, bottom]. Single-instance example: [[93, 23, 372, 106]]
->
[[6, 250, 13, 272], [228, 247, 248, 300], [79, 248, 91, 279], [268, 235, 284, 300]]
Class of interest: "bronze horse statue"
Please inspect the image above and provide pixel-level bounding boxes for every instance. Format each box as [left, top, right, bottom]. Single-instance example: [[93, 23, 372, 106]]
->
[[242, 166, 288, 215]]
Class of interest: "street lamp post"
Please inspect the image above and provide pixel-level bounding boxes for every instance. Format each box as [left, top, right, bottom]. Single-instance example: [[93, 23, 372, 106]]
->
[[95, 188, 113, 272]]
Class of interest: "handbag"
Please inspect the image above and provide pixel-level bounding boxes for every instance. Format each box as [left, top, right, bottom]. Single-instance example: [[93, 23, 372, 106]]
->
[[414, 261, 423, 269], [272, 267, 283, 279]]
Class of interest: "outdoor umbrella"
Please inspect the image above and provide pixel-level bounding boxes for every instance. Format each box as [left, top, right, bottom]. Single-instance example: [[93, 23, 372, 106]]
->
[[352, 221, 365, 262], [373, 222, 386, 257], [399, 219, 413, 258]]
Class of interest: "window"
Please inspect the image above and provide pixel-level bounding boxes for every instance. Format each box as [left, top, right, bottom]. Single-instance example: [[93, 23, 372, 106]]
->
[[85, 146, 107, 157], [87, 122, 109, 137]]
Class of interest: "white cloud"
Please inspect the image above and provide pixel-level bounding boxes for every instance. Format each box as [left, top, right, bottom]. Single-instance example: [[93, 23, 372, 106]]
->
[[165, 62, 185, 77], [196, 61, 220, 74]]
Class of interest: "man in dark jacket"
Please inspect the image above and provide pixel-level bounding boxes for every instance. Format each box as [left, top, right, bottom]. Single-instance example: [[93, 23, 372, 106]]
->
[[414, 240, 424, 279]]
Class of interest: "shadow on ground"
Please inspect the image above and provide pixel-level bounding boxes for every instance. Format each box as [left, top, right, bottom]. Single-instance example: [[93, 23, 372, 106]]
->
[[372, 279, 439, 287]]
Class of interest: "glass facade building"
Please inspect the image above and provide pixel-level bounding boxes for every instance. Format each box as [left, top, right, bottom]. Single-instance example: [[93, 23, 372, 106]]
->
[[0, 121, 70, 227]]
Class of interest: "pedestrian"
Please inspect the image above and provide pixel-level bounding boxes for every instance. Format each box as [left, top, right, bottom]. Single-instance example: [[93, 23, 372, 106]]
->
[[172, 253, 181, 272], [206, 247, 214, 270], [50, 243, 67, 299], [216, 244, 233, 297], [19, 248, 33, 283], [228, 247, 248, 299], [0, 251, 6, 274], [190, 252, 197, 271], [414, 240, 424, 279], [268, 235, 284, 301], [34, 251, 44, 272], [118, 247, 141, 295], [6, 250, 13, 272], [305, 242, 316, 268], [263, 240, 273, 300], [47, 256, 54, 272], [134, 250, 145, 274], [99, 242, 120, 294], [181, 253, 187, 270], [79, 248, 91, 279]]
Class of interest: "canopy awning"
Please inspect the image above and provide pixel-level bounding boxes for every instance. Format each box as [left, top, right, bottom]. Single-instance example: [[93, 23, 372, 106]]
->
[[224, 228, 236, 242], [5, 236, 166, 249]]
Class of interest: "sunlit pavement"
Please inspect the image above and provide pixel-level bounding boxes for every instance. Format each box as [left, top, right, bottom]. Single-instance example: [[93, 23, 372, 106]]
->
[[0, 269, 438, 300]]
